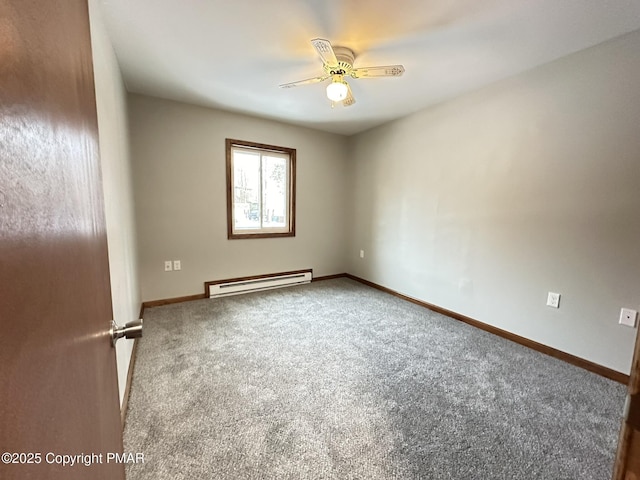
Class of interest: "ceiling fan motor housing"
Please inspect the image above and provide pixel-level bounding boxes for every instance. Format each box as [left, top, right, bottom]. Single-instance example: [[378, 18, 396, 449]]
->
[[324, 46, 355, 76]]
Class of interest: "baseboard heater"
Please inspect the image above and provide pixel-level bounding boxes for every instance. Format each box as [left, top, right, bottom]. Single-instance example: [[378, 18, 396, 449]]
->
[[206, 269, 312, 298]]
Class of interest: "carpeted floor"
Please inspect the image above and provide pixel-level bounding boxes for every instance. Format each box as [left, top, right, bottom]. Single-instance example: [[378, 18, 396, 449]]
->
[[124, 278, 626, 479]]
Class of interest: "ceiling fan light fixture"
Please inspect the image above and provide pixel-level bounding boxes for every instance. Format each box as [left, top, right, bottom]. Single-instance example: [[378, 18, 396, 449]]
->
[[326, 80, 348, 102], [279, 38, 404, 108]]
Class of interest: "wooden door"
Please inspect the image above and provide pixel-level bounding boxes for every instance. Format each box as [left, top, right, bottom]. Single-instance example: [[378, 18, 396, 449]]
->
[[614, 328, 640, 480], [0, 1, 125, 479]]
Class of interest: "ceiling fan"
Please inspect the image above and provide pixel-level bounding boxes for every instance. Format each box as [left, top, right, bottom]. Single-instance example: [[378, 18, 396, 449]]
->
[[279, 38, 405, 107]]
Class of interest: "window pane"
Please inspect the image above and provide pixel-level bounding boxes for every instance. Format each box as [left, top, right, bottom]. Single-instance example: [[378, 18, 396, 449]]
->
[[233, 151, 261, 230], [262, 155, 288, 228], [226, 139, 295, 239]]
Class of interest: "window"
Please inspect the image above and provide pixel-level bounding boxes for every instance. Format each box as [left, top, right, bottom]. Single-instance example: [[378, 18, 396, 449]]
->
[[226, 139, 296, 239]]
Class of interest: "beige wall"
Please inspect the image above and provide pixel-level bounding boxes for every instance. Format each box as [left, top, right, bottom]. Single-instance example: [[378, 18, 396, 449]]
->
[[347, 31, 640, 374], [89, 0, 140, 407], [129, 94, 350, 301]]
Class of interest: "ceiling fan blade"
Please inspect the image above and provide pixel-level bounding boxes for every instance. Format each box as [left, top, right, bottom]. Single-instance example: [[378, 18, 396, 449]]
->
[[343, 82, 356, 107], [351, 65, 405, 78], [279, 75, 329, 88], [311, 38, 338, 68]]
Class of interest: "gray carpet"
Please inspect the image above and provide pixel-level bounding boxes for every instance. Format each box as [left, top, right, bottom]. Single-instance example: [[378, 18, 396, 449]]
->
[[124, 278, 625, 479]]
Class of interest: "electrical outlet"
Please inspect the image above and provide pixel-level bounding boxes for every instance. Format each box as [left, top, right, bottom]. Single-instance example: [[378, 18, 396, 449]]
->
[[546, 292, 560, 308], [173, 260, 181, 271], [619, 308, 638, 328], [359, 250, 365, 259], [164, 261, 173, 272]]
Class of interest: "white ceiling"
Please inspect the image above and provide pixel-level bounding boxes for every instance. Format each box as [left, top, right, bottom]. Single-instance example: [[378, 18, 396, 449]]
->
[[98, 0, 640, 135]]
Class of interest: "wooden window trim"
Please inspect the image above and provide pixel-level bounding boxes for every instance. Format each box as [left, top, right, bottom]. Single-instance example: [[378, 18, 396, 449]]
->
[[225, 138, 296, 240]]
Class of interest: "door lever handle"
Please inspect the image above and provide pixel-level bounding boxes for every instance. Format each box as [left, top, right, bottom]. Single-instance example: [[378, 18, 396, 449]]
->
[[110, 319, 143, 346]]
